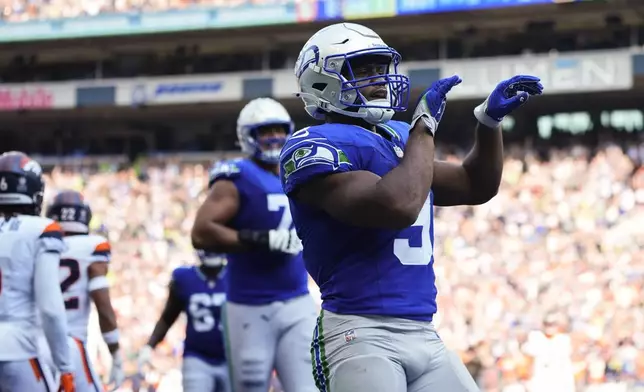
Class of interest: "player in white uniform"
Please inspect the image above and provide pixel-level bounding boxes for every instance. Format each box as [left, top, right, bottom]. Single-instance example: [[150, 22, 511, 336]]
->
[[523, 314, 576, 392], [0, 151, 76, 392], [40, 190, 125, 391]]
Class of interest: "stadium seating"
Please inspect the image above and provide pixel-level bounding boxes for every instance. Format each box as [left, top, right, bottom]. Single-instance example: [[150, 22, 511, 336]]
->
[[42, 144, 644, 391]]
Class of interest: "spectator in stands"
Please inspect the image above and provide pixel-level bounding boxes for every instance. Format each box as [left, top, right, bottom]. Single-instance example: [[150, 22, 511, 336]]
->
[[42, 141, 644, 391], [0, 0, 295, 22]]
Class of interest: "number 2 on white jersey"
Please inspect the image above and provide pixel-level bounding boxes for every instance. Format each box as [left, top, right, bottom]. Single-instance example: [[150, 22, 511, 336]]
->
[[393, 198, 433, 265], [59, 259, 81, 310], [267, 194, 292, 230]]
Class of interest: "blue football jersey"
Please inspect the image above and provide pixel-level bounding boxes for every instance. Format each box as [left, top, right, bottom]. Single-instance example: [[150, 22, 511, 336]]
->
[[172, 266, 227, 365], [279, 121, 437, 321], [209, 158, 309, 305]]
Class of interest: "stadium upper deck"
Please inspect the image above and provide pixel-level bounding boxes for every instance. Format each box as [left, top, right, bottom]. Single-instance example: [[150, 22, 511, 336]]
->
[[0, 0, 637, 81], [0, 0, 642, 158]]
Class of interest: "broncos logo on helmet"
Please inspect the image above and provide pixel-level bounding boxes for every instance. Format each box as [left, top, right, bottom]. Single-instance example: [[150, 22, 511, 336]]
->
[[46, 190, 93, 234], [0, 151, 45, 215]]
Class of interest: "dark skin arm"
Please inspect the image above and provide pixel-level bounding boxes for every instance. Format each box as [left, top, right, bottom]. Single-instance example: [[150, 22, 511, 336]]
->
[[294, 122, 435, 230], [146, 281, 183, 348], [191, 180, 245, 253], [88, 263, 119, 354], [432, 122, 504, 207]]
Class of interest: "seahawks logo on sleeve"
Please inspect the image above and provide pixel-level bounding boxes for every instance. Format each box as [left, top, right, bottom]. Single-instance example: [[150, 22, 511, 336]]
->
[[281, 139, 352, 180], [208, 160, 242, 187]]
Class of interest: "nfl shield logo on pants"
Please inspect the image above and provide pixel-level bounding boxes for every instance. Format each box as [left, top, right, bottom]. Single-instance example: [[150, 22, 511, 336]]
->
[[344, 329, 356, 343]]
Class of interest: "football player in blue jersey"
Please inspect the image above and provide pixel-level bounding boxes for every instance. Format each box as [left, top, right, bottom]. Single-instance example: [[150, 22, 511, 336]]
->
[[280, 23, 544, 392], [191, 97, 318, 392], [137, 250, 230, 392]]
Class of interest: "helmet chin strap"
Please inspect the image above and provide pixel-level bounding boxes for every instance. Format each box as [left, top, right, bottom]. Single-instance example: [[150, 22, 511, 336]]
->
[[357, 97, 395, 125], [296, 92, 394, 125], [250, 132, 286, 165]]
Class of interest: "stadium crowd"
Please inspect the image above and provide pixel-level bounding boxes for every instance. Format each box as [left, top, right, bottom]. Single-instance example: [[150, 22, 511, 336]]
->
[[0, 0, 289, 21], [39, 139, 644, 392]]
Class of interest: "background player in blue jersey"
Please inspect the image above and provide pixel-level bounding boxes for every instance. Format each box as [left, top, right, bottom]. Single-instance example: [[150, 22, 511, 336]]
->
[[280, 23, 544, 392], [191, 97, 318, 392], [137, 250, 230, 392]]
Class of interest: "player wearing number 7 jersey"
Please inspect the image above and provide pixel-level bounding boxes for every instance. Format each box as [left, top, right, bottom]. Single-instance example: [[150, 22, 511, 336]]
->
[[192, 97, 318, 392], [281, 23, 543, 392]]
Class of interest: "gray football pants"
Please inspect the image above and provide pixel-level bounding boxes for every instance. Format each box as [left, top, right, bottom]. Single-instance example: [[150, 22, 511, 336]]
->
[[182, 356, 230, 392], [0, 359, 55, 392], [223, 294, 318, 392], [311, 310, 480, 392]]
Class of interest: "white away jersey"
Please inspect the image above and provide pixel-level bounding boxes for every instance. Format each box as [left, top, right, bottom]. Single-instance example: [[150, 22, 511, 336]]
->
[[0, 214, 66, 360], [524, 331, 576, 392], [59, 234, 111, 342]]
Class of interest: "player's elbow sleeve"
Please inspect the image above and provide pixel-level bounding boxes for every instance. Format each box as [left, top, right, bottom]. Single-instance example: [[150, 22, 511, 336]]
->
[[39, 309, 67, 334], [34, 251, 67, 317], [35, 251, 73, 373]]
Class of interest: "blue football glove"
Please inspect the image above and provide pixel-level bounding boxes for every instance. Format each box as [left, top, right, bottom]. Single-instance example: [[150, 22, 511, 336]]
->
[[411, 75, 462, 136], [474, 75, 544, 128]]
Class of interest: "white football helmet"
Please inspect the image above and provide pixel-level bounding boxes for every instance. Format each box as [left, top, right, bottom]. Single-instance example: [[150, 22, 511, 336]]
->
[[294, 23, 410, 125], [237, 97, 294, 164]]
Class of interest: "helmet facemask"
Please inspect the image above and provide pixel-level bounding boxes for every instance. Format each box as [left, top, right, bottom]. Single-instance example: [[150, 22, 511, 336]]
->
[[240, 122, 293, 165], [296, 45, 410, 125], [336, 52, 409, 117]]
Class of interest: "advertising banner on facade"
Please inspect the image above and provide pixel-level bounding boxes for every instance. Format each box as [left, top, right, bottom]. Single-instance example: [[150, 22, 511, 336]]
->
[[0, 83, 75, 110], [115, 74, 243, 106], [440, 49, 633, 100]]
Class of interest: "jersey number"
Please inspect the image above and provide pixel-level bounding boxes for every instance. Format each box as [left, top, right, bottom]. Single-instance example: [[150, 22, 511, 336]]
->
[[60, 207, 76, 221], [393, 199, 433, 266], [188, 293, 225, 333], [267, 194, 292, 230], [60, 259, 81, 310]]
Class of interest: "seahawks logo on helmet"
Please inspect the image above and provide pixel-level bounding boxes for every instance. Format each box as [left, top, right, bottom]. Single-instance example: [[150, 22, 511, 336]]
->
[[282, 140, 351, 179]]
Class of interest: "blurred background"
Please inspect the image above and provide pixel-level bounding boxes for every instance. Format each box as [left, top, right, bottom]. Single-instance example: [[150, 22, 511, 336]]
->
[[0, 0, 642, 390]]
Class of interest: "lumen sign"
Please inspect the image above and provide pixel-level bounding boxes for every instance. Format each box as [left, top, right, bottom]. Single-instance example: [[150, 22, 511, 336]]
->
[[440, 49, 633, 99]]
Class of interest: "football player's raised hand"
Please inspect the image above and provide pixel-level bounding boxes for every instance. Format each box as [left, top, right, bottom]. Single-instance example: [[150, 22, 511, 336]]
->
[[411, 75, 462, 136], [475, 75, 544, 128]]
